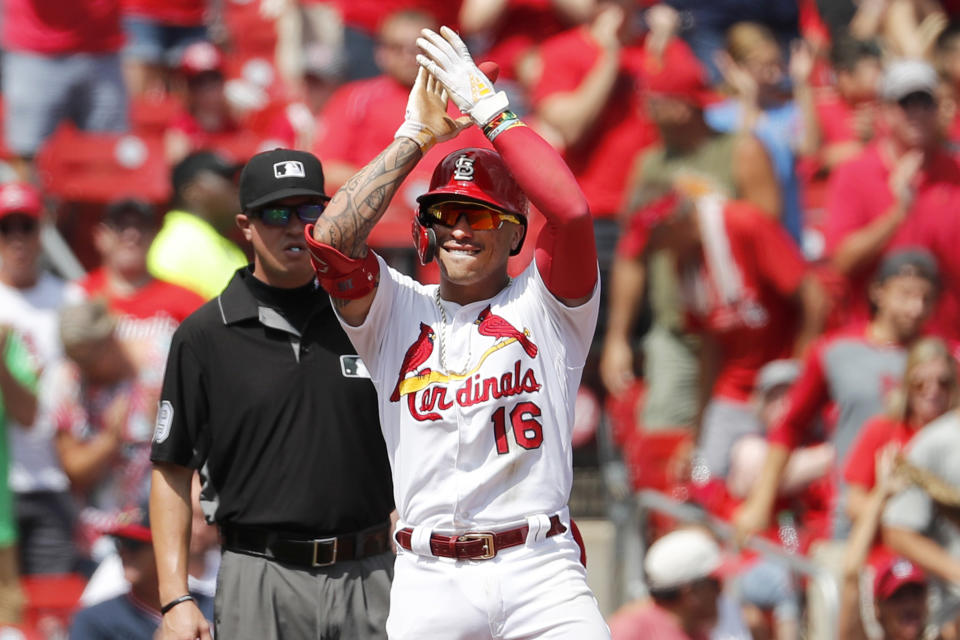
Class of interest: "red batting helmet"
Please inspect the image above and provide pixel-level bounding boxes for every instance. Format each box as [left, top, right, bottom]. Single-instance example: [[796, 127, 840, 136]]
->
[[413, 148, 528, 264]]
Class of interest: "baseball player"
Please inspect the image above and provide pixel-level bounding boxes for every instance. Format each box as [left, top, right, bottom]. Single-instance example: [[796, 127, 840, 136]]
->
[[306, 27, 609, 640]]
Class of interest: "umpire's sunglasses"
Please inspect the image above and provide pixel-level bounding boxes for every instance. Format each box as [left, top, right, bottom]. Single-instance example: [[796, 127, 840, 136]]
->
[[251, 203, 326, 227], [421, 201, 522, 231]]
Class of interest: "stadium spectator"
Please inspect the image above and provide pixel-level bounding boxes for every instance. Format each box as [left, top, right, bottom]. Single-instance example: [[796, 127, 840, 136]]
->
[[599, 37, 780, 433], [935, 21, 960, 151], [121, 0, 212, 97], [726, 359, 832, 640], [839, 442, 929, 640], [661, 0, 800, 85], [265, 0, 344, 93], [165, 42, 241, 164], [0, 329, 37, 623], [68, 502, 214, 639], [50, 300, 164, 564], [844, 337, 958, 526], [726, 360, 833, 506], [882, 393, 960, 631], [638, 192, 827, 479], [0, 183, 77, 576], [327, 0, 460, 82], [824, 59, 960, 338], [709, 22, 820, 245], [736, 249, 941, 542], [263, 42, 346, 150], [73, 198, 204, 345], [1, 0, 128, 180], [312, 8, 441, 189], [78, 471, 218, 610], [608, 528, 749, 639], [815, 36, 883, 172], [147, 151, 247, 300]]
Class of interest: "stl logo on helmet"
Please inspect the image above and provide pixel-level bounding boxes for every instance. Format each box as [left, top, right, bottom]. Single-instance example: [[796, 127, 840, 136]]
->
[[453, 155, 475, 181]]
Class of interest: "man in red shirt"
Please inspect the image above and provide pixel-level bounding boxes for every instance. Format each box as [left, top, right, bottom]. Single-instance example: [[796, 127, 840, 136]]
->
[[2, 0, 128, 180], [634, 191, 827, 478], [814, 36, 883, 173], [165, 42, 245, 165], [825, 59, 960, 338], [314, 9, 442, 189], [74, 199, 204, 346]]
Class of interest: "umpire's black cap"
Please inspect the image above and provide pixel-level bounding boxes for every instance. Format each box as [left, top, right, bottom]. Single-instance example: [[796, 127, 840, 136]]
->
[[239, 148, 330, 211]]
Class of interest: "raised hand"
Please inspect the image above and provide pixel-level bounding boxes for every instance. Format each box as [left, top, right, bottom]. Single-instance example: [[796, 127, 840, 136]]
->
[[788, 39, 815, 85], [415, 26, 509, 126], [889, 149, 924, 208], [715, 50, 758, 106], [395, 67, 472, 152]]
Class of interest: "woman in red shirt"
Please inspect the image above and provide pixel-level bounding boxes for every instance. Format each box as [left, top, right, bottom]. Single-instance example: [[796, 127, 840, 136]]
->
[[844, 336, 959, 528]]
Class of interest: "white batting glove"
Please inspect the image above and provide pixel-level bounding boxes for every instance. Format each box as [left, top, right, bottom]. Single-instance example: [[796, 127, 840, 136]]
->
[[395, 67, 471, 152], [415, 26, 509, 126]]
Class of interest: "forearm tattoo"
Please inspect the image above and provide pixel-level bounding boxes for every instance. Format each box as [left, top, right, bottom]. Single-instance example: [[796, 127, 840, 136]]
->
[[313, 138, 422, 257]]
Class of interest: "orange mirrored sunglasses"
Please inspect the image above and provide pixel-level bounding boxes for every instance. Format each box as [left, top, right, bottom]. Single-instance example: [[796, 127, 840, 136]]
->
[[423, 201, 522, 230]]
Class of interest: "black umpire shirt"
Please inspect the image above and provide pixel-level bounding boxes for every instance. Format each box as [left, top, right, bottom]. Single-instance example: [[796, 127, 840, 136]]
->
[[150, 267, 393, 535]]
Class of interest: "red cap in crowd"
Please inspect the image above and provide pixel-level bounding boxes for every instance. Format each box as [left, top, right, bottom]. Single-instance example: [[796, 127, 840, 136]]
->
[[642, 41, 715, 107], [180, 41, 225, 79], [0, 182, 42, 220], [101, 503, 152, 544], [873, 557, 926, 600]]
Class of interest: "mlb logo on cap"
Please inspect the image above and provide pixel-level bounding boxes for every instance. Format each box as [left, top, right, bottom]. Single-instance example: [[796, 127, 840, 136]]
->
[[239, 149, 330, 210], [274, 161, 306, 179]]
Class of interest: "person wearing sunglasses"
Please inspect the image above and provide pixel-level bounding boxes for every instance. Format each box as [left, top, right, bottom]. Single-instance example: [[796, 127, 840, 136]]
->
[[0, 182, 80, 582], [845, 336, 958, 530], [309, 26, 606, 639], [150, 148, 394, 640]]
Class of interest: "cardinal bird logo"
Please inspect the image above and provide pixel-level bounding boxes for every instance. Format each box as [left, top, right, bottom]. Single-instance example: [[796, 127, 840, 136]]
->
[[390, 323, 435, 402], [475, 305, 537, 358]]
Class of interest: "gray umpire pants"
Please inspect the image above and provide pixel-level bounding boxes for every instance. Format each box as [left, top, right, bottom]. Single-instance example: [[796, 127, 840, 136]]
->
[[215, 549, 394, 639]]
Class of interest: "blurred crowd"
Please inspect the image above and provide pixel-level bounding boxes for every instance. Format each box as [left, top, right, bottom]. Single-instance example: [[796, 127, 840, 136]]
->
[[3, 0, 960, 637]]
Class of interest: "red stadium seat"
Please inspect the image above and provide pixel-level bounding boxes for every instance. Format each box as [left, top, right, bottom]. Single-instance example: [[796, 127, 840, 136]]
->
[[35, 124, 170, 205], [35, 124, 171, 268], [130, 95, 181, 138]]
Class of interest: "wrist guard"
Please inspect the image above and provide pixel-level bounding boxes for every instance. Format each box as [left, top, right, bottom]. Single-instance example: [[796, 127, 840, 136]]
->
[[304, 225, 379, 299]]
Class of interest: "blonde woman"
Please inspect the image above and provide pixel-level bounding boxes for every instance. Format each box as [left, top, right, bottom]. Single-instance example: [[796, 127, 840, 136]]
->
[[844, 337, 959, 525]]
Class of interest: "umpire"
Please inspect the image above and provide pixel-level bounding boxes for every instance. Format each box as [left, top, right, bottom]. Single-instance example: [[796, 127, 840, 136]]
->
[[150, 149, 394, 640]]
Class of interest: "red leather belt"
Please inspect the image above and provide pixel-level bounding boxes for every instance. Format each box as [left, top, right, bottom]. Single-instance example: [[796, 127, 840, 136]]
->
[[395, 515, 566, 560]]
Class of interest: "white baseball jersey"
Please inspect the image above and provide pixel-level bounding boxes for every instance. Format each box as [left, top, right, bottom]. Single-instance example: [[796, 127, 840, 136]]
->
[[338, 254, 599, 531]]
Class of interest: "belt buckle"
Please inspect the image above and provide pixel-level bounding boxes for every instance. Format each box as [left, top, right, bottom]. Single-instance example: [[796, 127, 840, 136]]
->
[[311, 536, 339, 567], [460, 532, 496, 560]]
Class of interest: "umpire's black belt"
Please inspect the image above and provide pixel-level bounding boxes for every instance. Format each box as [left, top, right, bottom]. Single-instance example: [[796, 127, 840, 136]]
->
[[220, 522, 392, 569]]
